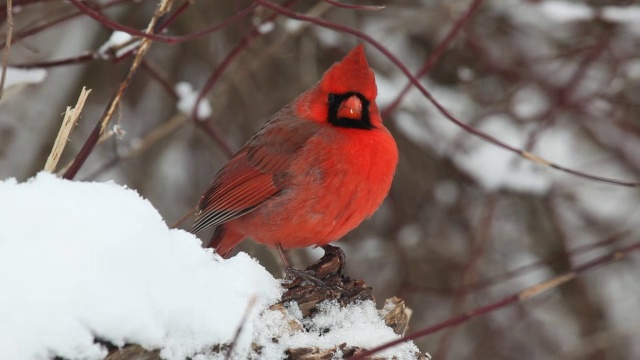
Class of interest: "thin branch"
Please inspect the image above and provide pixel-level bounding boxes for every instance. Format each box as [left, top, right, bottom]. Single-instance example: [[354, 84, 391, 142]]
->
[[67, 0, 257, 44], [56, 130, 115, 177], [435, 195, 496, 358], [77, 64, 189, 181], [350, 240, 640, 359], [140, 60, 178, 99], [63, 0, 177, 180], [9, 52, 95, 68], [165, 2, 258, 43], [197, 121, 235, 158], [405, 231, 631, 295], [155, 0, 196, 32], [0, 0, 130, 48], [224, 295, 258, 360], [190, 0, 299, 157], [12, 0, 257, 68], [323, 0, 384, 11], [192, 36, 253, 124], [78, 112, 189, 181], [255, 0, 640, 187], [381, 0, 484, 118]]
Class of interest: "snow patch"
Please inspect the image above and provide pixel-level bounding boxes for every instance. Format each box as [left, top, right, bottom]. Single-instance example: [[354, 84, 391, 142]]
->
[[602, 5, 640, 26], [97, 31, 140, 59], [2, 67, 47, 89], [283, 19, 305, 33], [395, 110, 433, 147], [539, 1, 594, 22], [398, 224, 423, 248], [511, 85, 549, 119], [451, 115, 552, 193], [175, 82, 213, 119], [257, 21, 275, 35], [0, 173, 280, 360], [624, 59, 640, 80]]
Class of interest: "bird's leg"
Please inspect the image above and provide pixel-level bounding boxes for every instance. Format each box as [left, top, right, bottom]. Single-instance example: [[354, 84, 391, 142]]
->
[[276, 243, 291, 268]]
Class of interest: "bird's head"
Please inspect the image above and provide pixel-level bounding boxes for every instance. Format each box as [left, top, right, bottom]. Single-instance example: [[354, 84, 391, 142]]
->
[[296, 45, 381, 130]]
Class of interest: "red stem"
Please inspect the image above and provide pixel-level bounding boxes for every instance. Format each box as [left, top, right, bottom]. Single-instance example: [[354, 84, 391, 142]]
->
[[0, 0, 130, 48], [190, 0, 300, 158], [350, 241, 640, 359], [66, 0, 257, 44], [381, 0, 484, 118], [323, 0, 384, 11]]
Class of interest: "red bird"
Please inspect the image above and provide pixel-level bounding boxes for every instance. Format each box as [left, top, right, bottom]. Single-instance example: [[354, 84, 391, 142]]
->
[[192, 45, 398, 259]]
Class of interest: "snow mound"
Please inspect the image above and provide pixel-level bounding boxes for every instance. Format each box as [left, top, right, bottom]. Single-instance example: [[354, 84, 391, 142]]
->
[[0, 173, 424, 359], [0, 173, 280, 360]]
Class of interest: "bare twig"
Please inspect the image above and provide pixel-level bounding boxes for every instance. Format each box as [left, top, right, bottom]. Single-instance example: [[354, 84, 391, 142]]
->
[[191, 0, 300, 157], [124, 113, 186, 158], [77, 113, 187, 181], [155, 0, 194, 32], [323, 0, 384, 11], [0, 0, 130, 49], [10, 52, 95, 69], [63, 0, 176, 180], [350, 241, 640, 359], [56, 130, 116, 177], [8, 1, 255, 69], [224, 295, 258, 360], [435, 195, 496, 358], [381, 0, 484, 118], [405, 231, 631, 295], [67, 0, 257, 44], [44, 87, 91, 173], [256, 0, 640, 187]]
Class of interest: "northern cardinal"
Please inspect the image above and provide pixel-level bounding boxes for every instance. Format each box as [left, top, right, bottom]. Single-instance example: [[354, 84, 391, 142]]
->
[[192, 45, 398, 259]]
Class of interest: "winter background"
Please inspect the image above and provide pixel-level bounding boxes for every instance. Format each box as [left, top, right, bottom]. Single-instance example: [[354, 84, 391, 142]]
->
[[2, 0, 640, 359]]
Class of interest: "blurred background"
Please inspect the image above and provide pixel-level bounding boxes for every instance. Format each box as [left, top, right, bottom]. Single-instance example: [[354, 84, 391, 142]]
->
[[2, 0, 640, 358]]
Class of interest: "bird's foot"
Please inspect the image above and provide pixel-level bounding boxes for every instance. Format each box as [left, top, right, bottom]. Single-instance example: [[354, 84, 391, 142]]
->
[[282, 244, 348, 290], [280, 245, 373, 315], [284, 267, 328, 288]]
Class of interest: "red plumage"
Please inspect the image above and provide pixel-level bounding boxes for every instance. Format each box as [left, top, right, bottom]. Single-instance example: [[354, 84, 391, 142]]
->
[[192, 45, 398, 258]]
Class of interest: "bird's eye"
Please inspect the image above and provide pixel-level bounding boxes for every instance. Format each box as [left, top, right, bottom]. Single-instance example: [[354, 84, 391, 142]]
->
[[328, 94, 336, 104]]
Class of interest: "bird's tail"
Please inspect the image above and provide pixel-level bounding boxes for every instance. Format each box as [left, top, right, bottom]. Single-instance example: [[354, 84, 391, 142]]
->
[[207, 224, 245, 259]]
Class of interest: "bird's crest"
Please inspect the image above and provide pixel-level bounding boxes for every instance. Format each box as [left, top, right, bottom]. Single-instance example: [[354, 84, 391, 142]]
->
[[320, 44, 377, 101]]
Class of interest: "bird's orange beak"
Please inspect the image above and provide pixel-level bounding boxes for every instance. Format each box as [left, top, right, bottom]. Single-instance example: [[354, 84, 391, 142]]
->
[[337, 95, 363, 120]]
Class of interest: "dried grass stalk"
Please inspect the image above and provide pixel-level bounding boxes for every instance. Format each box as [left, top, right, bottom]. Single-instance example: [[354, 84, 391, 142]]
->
[[44, 86, 91, 173]]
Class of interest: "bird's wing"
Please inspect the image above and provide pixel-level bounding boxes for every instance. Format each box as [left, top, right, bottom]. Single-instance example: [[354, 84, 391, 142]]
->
[[192, 114, 317, 233]]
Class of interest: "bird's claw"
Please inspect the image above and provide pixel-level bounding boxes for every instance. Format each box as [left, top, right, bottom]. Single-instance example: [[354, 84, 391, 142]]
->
[[284, 267, 327, 288]]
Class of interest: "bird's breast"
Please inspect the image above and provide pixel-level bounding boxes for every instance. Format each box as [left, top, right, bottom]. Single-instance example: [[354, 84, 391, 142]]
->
[[285, 127, 397, 241], [233, 125, 398, 248]]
